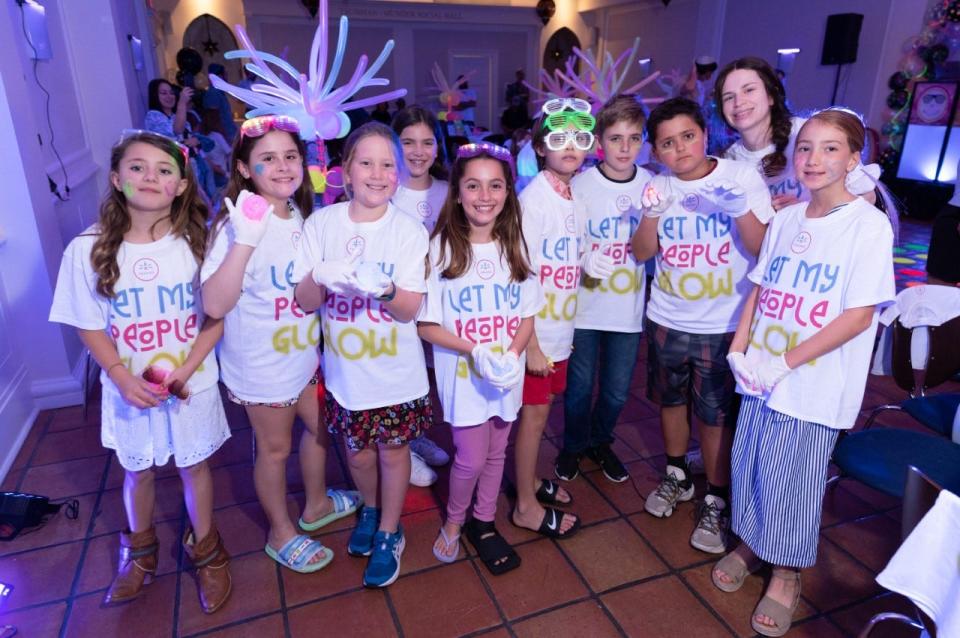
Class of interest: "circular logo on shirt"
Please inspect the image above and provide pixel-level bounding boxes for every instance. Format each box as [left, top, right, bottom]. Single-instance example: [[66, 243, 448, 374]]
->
[[133, 258, 159, 281], [791, 231, 812, 254], [616, 194, 633, 211], [346, 235, 366, 257], [565, 215, 576, 233], [416, 201, 432, 219], [681, 193, 700, 211], [476, 259, 496, 280], [291, 231, 302, 251]]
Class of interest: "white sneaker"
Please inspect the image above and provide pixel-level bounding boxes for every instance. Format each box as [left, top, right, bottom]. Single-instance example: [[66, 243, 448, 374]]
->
[[690, 494, 729, 554], [409, 451, 437, 487], [644, 465, 695, 518], [409, 436, 450, 466]]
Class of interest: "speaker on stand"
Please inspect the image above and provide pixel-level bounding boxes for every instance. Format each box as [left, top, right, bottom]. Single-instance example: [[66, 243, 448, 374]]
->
[[821, 13, 863, 104]]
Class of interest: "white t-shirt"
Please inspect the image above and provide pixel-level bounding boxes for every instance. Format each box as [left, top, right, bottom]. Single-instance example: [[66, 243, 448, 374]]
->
[[519, 171, 584, 361], [572, 165, 653, 333], [725, 116, 878, 201], [49, 229, 219, 394], [392, 179, 449, 233], [420, 238, 543, 426], [743, 197, 895, 429], [291, 202, 430, 411], [647, 158, 774, 334], [200, 206, 319, 403]]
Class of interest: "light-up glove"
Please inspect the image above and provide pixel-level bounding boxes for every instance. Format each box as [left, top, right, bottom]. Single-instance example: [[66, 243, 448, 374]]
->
[[352, 261, 394, 298], [311, 259, 358, 294], [726, 352, 762, 397], [702, 180, 749, 218], [755, 353, 792, 392], [583, 249, 616, 279], [226, 190, 273, 247], [471, 345, 502, 382], [488, 351, 524, 390], [641, 177, 674, 218]]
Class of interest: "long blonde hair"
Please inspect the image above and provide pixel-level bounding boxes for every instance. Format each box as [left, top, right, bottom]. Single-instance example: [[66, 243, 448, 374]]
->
[[89, 133, 208, 298]]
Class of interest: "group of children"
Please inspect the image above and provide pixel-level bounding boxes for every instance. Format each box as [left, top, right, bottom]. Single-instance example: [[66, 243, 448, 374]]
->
[[49, 55, 896, 636]]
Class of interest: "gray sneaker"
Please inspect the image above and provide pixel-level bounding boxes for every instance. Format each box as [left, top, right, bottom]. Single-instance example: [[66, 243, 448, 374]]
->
[[690, 494, 729, 554], [645, 465, 694, 518]]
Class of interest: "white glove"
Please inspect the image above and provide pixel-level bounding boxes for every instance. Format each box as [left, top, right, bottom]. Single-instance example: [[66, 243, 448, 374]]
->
[[488, 351, 524, 390], [583, 249, 616, 279], [352, 261, 394, 298], [726, 352, 762, 397], [226, 190, 273, 247], [754, 353, 792, 392], [641, 177, 674, 218], [312, 259, 359, 294], [702, 180, 749, 218], [471, 345, 502, 382]]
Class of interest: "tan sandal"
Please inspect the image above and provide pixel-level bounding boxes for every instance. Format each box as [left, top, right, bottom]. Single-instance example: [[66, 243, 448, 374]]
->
[[711, 551, 759, 593], [751, 570, 801, 637]]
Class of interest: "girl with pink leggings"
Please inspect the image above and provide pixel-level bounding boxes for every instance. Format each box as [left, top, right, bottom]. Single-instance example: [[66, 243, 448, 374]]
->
[[418, 142, 542, 575]]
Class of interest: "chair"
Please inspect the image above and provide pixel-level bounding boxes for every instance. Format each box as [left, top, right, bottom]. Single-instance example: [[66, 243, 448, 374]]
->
[[830, 286, 960, 497], [857, 466, 942, 638]]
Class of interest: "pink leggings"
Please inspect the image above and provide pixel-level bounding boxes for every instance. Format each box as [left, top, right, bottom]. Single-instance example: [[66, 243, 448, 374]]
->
[[446, 418, 513, 525]]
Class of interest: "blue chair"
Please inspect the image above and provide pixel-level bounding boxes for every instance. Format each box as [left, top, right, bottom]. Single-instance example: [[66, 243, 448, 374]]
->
[[831, 287, 960, 497]]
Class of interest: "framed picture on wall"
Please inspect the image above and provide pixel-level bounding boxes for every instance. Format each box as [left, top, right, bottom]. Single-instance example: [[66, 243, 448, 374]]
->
[[897, 81, 960, 182]]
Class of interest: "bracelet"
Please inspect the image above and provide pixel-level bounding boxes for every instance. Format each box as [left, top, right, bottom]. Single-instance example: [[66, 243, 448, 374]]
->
[[376, 282, 397, 303], [106, 362, 125, 377]]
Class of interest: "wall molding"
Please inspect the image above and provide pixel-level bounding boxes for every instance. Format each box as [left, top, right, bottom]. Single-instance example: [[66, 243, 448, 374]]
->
[[30, 350, 85, 410], [0, 364, 40, 482]]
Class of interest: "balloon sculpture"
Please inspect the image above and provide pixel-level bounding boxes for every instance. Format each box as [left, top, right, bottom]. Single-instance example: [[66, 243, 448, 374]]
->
[[429, 64, 473, 135], [209, 0, 406, 199], [522, 66, 577, 106], [554, 38, 665, 113]]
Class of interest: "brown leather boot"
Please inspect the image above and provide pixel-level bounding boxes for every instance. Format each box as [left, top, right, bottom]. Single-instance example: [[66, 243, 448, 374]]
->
[[183, 525, 232, 614], [102, 527, 158, 606]]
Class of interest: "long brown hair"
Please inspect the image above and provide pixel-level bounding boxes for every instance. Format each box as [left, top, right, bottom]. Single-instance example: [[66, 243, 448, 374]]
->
[[213, 125, 314, 237], [89, 133, 208, 298], [431, 152, 531, 283], [714, 57, 792, 178]]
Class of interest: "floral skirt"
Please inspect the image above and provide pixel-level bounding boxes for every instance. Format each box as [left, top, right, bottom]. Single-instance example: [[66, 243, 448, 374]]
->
[[325, 390, 432, 451]]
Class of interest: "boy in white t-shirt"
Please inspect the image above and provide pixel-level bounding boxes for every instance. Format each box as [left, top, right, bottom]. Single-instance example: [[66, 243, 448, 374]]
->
[[556, 96, 653, 484], [631, 97, 773, 555]]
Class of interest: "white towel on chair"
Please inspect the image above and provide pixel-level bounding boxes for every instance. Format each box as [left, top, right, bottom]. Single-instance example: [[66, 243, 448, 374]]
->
[[876, 489, 960, 637]]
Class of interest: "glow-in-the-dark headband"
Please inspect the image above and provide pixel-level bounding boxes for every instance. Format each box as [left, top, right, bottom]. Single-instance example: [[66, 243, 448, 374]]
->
[[457, 142, 516, 178], [118, 129, 190, 165], [240, 115, 300, 139], [208, 1, 406, 141]]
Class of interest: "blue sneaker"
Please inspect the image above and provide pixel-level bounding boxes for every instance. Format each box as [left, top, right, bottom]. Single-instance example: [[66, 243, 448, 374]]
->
[[347, 506, 381, 557], [363, 527, 406, 588]]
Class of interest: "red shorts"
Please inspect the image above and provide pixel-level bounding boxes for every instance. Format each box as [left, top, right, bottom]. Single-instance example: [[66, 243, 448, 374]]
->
[[522, 358, 569, 405]]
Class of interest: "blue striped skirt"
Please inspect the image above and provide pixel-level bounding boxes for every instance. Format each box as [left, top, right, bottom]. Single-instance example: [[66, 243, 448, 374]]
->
[[731, 395, 840, 568]]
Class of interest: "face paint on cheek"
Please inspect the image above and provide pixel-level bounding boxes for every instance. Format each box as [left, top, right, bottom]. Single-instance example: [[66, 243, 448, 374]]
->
[[164, 182, 177, 198], [122, 181, 135, 199], [254, 164, 265, 176]]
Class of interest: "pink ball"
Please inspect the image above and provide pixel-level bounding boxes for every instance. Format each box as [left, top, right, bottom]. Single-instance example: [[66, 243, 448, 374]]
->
[[242, 194, 269, 221]]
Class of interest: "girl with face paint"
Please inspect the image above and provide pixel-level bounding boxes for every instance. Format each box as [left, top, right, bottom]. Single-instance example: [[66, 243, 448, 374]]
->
[[49, 130, 233, 613], [202, 116, 361, 575]]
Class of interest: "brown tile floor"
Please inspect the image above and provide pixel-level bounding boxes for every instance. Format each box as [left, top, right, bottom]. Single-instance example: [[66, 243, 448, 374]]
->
[[0, 361, 948, 638]]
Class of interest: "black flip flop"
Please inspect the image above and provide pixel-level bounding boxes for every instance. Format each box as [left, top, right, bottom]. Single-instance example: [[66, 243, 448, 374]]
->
[[464, 519, 521, 575], [512, 506, 581, 539], [536, 479, 573, 507]]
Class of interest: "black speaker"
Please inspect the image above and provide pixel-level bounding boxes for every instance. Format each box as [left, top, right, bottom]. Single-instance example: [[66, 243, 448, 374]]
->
[[0, 492, 64, 540], [821, 13, 864, 65]]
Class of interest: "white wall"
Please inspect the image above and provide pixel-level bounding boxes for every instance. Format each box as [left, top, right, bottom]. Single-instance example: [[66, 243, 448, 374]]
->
[[0, 0, 156, 479]]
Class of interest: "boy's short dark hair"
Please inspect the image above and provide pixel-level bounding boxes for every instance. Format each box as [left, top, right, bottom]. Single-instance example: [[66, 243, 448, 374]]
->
[[646, 97, 706, 145], [596, 94, 647, 139]]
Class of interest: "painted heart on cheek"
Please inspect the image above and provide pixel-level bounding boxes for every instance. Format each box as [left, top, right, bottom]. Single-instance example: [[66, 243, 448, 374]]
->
[[242, 194, 270, 221]]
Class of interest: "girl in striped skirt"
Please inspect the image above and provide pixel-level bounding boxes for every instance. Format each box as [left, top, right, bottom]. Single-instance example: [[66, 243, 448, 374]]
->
[[712, 108, 897, 636]]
